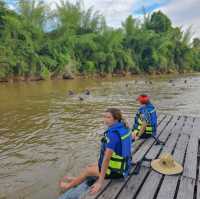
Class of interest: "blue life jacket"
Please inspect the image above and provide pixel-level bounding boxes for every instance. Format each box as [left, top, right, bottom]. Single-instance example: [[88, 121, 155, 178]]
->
[[133, 102, 157, 136], [98, 122, 132, 177]]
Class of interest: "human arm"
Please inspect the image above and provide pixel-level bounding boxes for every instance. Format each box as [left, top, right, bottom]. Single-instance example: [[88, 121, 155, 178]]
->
[[90, 149, 113, 194], [137, 120, 147, 137], [132, 109, 148, 140]]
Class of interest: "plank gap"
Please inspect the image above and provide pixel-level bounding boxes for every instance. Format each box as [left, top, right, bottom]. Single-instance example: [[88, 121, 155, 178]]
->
[[131, 168, 152, 199], [173, 177, 181, 199], [193, 139, 200, 199]]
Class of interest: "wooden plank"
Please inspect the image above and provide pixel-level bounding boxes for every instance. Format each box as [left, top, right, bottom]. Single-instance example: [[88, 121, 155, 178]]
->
[[158, 116, 185, 155], [135, 171, 162, 199], [133, 138, 157, 163], [82, 166, 140, 199], [117, 167, 149, 199], [134, 124, 180, 199], [133, 115, 173, 163], [157, 115, 173, 132], [183, 152, 198, 180], [163, 115, 179, 132], [192, 126, 200, 138], [161, 115, 185, 151], [156, 134, 189, 199], [183, 136, 198, 179], [194, 117, 200, 128], [158, 115, 179, 141], [157, 114, 166, 124], [145, 145, 161, 160], [97, 179, 127, 199], [94, 165, 136, 199], [81, 180, 111, 199], [173, 134, 189, 164], [156, 176, 179, 199], [181, 116, 194, 135], [196, 180, 200, 199], [192, 117, 200, 138], [132, 139, 144, 153], [174, 134, 189, 152], [145, 116, 180, 161], [161, 133, 180, 154], [186, 135, 198, 154], [170, 116, 185, 135], [141, 160, 151, 168], [176, 177, 195, 199], [88, 152, 153, 199]]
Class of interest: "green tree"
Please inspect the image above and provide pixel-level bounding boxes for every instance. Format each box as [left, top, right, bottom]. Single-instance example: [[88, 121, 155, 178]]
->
[[148, 11, 172, 33], [0, 1, 200, 80]]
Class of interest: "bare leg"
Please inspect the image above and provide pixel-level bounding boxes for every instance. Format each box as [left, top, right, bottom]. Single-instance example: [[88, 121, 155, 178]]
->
[[60, 163, 99, 191], [60, 176, 75, 183], [60, 163, 97, 182]]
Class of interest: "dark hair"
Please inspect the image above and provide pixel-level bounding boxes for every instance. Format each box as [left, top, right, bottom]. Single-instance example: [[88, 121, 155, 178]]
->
[[106, 108, 129, 128]]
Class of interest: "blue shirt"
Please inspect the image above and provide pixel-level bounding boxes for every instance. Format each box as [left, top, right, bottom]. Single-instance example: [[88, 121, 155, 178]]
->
[[133, 102, 157, 135], [106, 129, 122, 155], [139, 103, 153, 122], [98, 122, 132, 174]]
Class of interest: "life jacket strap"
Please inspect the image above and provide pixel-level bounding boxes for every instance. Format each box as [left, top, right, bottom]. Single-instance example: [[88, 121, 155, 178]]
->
[[106, 130, 131, 176], [134, 112, 154, 135]]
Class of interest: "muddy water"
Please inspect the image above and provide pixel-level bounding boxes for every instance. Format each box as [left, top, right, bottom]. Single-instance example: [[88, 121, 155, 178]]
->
[[0, 74, 200, 199]]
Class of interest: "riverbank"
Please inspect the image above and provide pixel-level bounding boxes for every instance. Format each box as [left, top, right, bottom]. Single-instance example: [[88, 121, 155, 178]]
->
[[0, 70, 197, 83]]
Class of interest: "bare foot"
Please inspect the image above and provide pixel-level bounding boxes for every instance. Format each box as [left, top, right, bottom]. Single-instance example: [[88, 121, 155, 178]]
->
[[59, 181, 72, 191], [62, 176, 75, 182]]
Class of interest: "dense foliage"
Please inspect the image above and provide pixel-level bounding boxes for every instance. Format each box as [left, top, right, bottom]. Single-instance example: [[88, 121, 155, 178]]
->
[[0, 0, 200, 80]]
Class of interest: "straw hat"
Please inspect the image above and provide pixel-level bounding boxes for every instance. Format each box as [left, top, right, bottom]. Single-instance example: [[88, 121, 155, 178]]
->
[[151, 153, 183, 175]]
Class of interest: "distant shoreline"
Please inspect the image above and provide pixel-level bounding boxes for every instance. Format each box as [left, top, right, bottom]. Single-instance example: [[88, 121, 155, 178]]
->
[[0, 71, 199, 84]]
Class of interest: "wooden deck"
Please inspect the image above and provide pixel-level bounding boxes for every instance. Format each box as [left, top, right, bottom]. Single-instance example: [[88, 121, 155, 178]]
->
[[82, 114, 200, 199]]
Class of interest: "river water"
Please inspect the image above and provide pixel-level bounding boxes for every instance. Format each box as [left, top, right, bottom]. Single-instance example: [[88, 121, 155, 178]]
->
[[0, 74, 200, 199]]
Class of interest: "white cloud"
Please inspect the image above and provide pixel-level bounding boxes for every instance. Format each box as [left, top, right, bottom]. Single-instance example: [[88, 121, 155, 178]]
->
[[41, 0, 200, 37], [159, 0, 200, 37], [83, 0, 134, 27], [45, 0, 134, 27], [7, 4, 15, 10]]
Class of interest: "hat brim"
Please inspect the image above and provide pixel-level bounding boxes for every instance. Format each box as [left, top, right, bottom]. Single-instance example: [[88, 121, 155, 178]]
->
[[151, 159, 183, 175]]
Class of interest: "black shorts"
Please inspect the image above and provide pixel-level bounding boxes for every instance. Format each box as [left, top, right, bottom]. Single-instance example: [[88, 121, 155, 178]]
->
[[140, 133, 152, 139], [86, 176, 98, 186], [132, 133, 152, 141], [98, 165, 124, 179], [105, 172, 124, 179]]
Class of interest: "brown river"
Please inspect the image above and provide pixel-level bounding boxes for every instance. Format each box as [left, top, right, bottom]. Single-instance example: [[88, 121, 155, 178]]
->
[[0, 74, 200, 199]]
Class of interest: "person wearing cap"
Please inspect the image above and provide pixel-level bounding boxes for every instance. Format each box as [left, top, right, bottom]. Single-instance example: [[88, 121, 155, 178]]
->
[[132, 94, 157, 141]]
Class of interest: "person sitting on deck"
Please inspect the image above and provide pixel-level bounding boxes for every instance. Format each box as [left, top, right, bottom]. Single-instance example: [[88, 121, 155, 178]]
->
[[59, 108, 132, 194], [132, 94, 157, 141]]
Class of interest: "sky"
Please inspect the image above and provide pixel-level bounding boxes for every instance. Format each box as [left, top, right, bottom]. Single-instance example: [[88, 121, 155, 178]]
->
[[5, 0, 200, 38]]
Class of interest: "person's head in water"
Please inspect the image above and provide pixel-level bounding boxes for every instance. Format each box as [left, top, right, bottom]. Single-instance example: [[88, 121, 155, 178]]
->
[[137, 94, 150, 105], [104, 108, 128, 128]]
